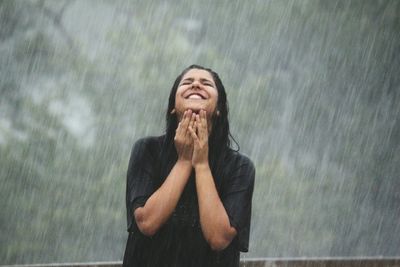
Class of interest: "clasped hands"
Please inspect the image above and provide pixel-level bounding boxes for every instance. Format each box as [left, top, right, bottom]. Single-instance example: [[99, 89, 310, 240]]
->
[[174, 109, 209, 167]]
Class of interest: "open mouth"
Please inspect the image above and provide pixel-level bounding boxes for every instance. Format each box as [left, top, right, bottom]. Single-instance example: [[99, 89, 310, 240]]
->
[[185, 93, 206, 100]]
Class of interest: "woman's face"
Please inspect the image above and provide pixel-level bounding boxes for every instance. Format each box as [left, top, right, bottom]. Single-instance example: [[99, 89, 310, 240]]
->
[[174, 68, 218, 120]]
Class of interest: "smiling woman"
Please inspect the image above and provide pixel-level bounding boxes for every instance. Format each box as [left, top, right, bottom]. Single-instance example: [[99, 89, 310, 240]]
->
[[122, 65, 255, 267]]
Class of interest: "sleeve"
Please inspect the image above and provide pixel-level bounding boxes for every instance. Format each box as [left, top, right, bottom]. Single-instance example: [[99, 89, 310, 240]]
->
[[126, 138, 157, 232], [221, 155, 255, 252]]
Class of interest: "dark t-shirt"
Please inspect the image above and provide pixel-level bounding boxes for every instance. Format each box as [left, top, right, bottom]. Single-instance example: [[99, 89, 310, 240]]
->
[[123, 135, 255, 267]]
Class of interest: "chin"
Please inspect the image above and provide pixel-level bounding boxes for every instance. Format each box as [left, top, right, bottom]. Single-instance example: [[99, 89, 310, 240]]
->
[[190, 108, 202, 114], [184, 104, 207, 114]]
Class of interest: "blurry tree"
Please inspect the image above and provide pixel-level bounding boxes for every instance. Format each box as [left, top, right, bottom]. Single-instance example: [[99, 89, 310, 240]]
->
[[1, 0, 399, 264]]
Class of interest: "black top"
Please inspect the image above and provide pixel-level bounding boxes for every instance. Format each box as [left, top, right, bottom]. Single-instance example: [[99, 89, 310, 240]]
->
[[123, 135, 255, 267]]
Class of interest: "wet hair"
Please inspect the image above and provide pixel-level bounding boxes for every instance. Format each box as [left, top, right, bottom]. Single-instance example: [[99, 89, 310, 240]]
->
[[159, 65, 238, 187]]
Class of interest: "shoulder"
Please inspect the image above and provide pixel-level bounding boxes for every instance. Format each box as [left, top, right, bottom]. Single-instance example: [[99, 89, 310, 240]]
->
[[129, 135, 165, 160], [222, 149, 255, 187], [218, 149, 255, 197], [132, 135, 164, 151], [225, 149, 255, 173], [134, 135, 164, 147]]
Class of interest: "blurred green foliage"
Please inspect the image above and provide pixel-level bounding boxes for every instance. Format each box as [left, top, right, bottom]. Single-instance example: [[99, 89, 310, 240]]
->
[[0, 0, 399, 264]]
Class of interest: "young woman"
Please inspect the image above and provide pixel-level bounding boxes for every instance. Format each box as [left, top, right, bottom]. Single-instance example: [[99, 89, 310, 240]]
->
[[123, 65, 255, 267]]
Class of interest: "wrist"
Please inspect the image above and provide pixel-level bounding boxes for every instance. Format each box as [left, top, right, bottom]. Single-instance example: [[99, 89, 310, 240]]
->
[[194, 162, 210, 172], [176, 158, 193, 169]]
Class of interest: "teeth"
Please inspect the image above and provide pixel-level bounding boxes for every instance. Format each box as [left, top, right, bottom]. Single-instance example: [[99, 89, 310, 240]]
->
[[188, 94, 203, 99]]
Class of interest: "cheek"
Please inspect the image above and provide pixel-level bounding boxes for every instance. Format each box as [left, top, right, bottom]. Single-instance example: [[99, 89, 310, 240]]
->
[[174, 88, 183, 101], [174, 89, 185, 111], [175, 86, 186, 99], [212, 91, 219, 106]]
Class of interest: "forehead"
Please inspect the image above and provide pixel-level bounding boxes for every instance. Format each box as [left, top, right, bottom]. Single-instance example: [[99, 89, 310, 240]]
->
[[181, 69, 215, 83]]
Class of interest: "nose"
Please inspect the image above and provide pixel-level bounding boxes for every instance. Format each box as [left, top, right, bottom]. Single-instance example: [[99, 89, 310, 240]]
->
[[191, 80, 201, 89]]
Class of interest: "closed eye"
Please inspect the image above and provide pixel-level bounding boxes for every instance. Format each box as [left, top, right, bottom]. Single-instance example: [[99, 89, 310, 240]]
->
[[180, 78, 194, 86], [200, 78, 214, 87]]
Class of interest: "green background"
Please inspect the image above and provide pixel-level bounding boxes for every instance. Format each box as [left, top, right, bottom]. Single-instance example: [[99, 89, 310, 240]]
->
[[1, 0, 399, 264]]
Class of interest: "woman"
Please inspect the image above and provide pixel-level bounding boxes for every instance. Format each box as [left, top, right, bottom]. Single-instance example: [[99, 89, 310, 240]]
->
[[123, 65, 255, 267]]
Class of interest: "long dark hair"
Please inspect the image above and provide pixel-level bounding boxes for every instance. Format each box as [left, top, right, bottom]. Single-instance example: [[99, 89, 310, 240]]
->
[[159, 65, 238, 187]]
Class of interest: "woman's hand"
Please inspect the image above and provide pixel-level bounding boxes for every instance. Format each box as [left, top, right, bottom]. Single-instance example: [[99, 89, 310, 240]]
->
[[189, 110, 209, 167], [174, 110, 196, 162]]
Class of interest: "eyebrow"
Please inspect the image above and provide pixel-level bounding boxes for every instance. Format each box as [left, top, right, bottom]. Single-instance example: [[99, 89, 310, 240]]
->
[[180, 78, 214, 85]]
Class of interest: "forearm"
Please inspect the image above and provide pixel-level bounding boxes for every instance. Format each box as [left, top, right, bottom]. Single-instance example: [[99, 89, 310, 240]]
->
[[195, 163, 237, 251], [134, 159, 192, 236]]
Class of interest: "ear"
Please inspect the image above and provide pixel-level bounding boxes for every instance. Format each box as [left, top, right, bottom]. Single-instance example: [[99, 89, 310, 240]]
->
[[170, 108, 176, 114], [216, 110, 220, 116]]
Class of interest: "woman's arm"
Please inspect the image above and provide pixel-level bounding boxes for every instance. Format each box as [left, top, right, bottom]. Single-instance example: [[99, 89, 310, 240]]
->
[[134, 111, 196, 236], [189, 110, 237, 251], [194, 163, 237, 251], [134, 159, 191, 236]]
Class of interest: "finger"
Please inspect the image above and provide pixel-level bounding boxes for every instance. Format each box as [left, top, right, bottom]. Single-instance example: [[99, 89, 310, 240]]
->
[[181, 109, 192, 130], [201, 110, 207, 128], [202, 110, 208, 135], [193, 121, 198, 134], [179, 110, 187, 123], [195, 114, 204, 139], [176, 111, 186, 136], [187, 113, 196, 138], [188, 125, 199, 142]]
